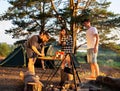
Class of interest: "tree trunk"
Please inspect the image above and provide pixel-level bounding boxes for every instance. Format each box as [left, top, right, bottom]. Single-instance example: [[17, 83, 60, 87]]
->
[[70, 0, 77, 54]]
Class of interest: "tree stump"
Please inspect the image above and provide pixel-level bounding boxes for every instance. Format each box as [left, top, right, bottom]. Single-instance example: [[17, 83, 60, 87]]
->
[[20, 71, 43, 91], [27, 82, 42, 91], [60, 69, 74, 90]]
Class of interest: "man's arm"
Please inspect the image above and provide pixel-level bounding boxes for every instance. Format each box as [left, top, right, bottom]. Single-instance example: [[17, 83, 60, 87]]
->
[[32, 46, 44, 56], [41, 46, 45, 69], [94, 34, 99, 53], [41, 46, 45, 56]]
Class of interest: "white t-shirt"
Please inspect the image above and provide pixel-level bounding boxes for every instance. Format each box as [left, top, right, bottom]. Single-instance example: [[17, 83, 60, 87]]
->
[[86, 27, 98, 49]]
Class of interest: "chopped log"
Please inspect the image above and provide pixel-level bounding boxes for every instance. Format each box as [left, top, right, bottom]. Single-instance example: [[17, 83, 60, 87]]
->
[[27, 82, 42, 91], [20, 71, 44, 91], [60, 69, 68, 85], [60, 69, 74, 90], [96, 76, 120, 89]]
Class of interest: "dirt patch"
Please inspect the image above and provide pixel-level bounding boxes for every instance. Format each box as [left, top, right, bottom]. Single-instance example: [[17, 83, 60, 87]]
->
[[0, 63, 120, 91]]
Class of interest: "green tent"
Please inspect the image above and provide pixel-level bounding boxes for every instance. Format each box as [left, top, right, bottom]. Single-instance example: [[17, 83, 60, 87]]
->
[[0, 43, 57, 67], [0, 41, 79, 68], [0, 46, 26, 67], [0, 43, 58, 68]]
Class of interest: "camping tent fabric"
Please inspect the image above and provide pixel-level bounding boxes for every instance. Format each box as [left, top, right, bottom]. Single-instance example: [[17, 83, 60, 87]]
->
[[0, 42, 80, 68], [46, 44, 61, 56], [46, 44, 80, 68], [0, 46, 26, 67]]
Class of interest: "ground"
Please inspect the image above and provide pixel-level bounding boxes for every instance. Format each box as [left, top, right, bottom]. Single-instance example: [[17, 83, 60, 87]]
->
[[0, 63, 120, 91]]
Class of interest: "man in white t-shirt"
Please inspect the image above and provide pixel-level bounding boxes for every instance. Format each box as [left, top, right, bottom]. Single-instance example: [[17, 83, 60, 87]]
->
[[83, 19, 99, 79]]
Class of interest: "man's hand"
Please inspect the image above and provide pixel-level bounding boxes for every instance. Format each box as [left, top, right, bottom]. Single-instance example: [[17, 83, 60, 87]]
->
[[40, 53, 45, 57], [94, 47, 98, 53]]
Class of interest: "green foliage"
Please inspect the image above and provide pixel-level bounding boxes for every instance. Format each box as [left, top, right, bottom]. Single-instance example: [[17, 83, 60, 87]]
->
[[1, 0, 55, 38], [76, 51, 87, 63], [0, 0, 120, 52], [98, 60, 120, 69], [77, 1, 120, 52], [76, 46, 120, 69], [101, 43, 120, 54], [0, 43, 14, 57], [98, 47, 120, 62]]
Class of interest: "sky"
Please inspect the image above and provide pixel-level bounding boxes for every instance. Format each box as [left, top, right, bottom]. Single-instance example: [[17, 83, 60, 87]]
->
[[0, 0, 20, 44], [0, 0, 120, 44]]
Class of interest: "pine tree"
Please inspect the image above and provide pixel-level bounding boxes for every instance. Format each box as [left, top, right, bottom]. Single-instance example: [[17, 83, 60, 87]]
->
[[0, 0, 120, 53]]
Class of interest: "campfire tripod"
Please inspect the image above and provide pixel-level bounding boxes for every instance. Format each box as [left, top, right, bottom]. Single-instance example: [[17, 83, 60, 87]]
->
[[44, 53, 81, 91], [69, 53, 81, 91]]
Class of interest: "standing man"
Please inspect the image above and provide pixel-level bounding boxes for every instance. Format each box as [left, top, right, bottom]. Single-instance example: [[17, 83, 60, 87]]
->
[[25, 31, 50, 74], [83, 19, 99, 78]]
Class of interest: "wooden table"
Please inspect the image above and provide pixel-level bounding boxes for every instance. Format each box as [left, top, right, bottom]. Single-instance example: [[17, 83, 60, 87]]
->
[[38, 56, 62, 61]]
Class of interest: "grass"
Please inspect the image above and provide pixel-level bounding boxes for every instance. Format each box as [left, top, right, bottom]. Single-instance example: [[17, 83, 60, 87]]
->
[[76, 48, 120, 69], [98, 59, 120, 69]]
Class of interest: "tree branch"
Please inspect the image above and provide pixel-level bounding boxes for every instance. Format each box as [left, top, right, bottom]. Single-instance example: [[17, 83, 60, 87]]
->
[[50, 0, 59, 15], [76, 42, 86, 50]]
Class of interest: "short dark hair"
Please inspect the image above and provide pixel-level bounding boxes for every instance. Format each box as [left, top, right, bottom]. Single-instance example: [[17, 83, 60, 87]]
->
[[82, 19, 90, 23]]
